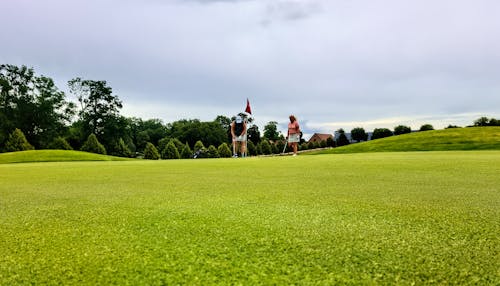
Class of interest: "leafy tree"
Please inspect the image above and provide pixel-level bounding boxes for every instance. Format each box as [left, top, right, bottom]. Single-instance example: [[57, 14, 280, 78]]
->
[[371, 128, 393, 140], [143, 142, 160, 160], [445, 125, 460, 129], [263, 121, 279, 141], [336, 129, 350, 146], [181, 143, 193, 159], [162, 141, 180, 159], [68, 77, 122, 147], [419, 124, 434, 131], [247, 125, 261, 145], [5, 128, 34, 152], [394, 125, 411, 135], [81, 133, 106, 155], [218, 143, 232, 158], [474, 117, 490, 126], [0, 64, 75, 149], [207, 145, 220, 158], [300, 142, 308, 151], [114, 138, 132, 158], [351, 127, 368, 142], [49, 137, 73, 150]]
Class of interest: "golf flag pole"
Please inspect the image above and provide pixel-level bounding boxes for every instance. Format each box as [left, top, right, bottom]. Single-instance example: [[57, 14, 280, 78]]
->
[[245, 98, 252, 115]]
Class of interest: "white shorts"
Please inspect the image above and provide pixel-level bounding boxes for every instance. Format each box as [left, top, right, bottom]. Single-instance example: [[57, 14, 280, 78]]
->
[[288, 133, 300, 143], [234, 134, 247, 142]]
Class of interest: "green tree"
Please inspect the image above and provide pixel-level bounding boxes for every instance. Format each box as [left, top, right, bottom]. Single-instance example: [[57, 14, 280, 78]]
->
[[218, 143, 232, 158], [49, 137, 73, 150], [194, 140, 205, 152], [81, 133, 106, 155], [181, 143, 193, 159], [394, 125, 412, 135], [336, 129, 350, 146], [371, 128, 393, 140], [0, 64, 75, 149], [5, 128, 34, 152], [68, 77, 122, 148], [351, 127, 368, 142], [162, 141, 180, 159], [143, 142, 160, 160], [247, 140, 257, 156], [326, 136, 336, 147], [419, 124, 434, 131], [247, 125, 261, 145], [263, 121, 280, 141]]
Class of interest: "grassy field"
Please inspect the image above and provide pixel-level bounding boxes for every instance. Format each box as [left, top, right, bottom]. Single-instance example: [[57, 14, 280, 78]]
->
[[0, 150, 132, 164], [308, 127, 500, 154], [0, 151, 499, 284]]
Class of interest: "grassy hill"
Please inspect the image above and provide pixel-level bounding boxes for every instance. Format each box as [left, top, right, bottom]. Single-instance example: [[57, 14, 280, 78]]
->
[[0, 150, 133, 164], [308, 126, 500, 154]]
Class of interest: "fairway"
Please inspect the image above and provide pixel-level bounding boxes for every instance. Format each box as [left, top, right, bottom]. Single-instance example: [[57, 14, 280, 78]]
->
[[1, 152, 499, 284]]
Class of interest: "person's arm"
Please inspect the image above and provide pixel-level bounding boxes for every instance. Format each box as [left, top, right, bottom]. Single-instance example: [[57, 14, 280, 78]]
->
[[230, 123, 236, 139]]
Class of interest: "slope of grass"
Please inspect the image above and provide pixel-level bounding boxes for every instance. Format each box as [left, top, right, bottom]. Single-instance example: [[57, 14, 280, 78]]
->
[[0, 151, 499, 285], [0, 150, 132, 164], [309, 127, 500, 154]]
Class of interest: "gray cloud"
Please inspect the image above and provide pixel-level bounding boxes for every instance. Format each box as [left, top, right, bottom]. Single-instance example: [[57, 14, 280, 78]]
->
[[1, 0, 499, 137]]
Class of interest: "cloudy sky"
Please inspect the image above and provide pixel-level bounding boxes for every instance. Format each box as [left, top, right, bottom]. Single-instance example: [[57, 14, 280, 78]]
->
[[2, 0, 499, 138]]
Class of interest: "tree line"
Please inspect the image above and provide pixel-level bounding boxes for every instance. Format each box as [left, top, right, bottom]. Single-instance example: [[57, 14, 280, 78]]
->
[[1, 64, 498, 158]]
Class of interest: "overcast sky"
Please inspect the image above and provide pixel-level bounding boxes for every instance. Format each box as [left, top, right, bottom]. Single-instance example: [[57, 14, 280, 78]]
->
[[2, 0, 499, 138]]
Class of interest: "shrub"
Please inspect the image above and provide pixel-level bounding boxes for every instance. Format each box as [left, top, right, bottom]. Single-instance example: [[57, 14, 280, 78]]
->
[[259, 140, 272, 155], [81, 134, 106, 155], [49, 137, 73, 150], [143, 142, 160, 160], [114, 138, 132, 157], [394, 125, 412, 135], [371, 128, 393, 140], [207, 145, 220, 158], [181, 143, 193, 159], [419, 124, 434, 131], [218, 143, 232, 158], [5, 128, 34, 152], [194, 140, 205, 152], [162, 141, 180, 159], [247, 140, 257, 156], [326, 137, 336, 147]]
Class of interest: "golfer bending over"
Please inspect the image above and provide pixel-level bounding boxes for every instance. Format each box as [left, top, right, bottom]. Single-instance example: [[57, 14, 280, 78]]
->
[[231, 115, 247, 157], [287, 115, 301, 156]]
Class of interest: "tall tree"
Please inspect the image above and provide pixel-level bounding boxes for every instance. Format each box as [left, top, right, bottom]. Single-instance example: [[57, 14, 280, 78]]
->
[[68, 78, 122, 140], [350, 127, 368, 142], [0, 64, 75, 149], [263, 121, 280, 141]]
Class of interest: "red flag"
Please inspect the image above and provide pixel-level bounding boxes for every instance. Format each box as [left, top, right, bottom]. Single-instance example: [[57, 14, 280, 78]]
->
[[245, 98, 252, 115]]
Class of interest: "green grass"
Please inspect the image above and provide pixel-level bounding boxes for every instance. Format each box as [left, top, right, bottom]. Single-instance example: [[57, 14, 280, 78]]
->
[[0, 150, 133, 164], [308, 127, 500, 154], [1, 152, 499, 285]]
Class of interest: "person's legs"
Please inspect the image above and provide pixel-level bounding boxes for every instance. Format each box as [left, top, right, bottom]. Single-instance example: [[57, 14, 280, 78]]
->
[[241, 140, 246, 157], [293, 142, 298, 155]]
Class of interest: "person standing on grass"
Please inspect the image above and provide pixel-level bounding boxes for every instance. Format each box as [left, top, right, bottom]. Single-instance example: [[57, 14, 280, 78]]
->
[[287, 115, 301, 156], [231, 115, 247, 157]]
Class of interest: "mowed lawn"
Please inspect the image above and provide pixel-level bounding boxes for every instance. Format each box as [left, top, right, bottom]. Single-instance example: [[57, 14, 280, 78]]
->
[[0, 152, 499, 285]]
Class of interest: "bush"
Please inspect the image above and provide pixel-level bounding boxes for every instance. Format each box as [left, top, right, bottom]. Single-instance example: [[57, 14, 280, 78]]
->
[[218, 143, 232, 158], [206, 145, 220, 158], [371, 128, 393, 140], [419, 124, 434, 131], [181, 143, 193, 159], [326, 137, 336, 147], [194, 140, 205, 152], [49, 137, 73, 150], [247, 140, 257, 156], [259, 140, 272, 155], [143, 142, 160, 160], [114, 138, 132, 157], [162, 141, 180, 159], [81, 134, 106, 155], [5, 128, 34, 152], [394, 125, 412, 135]]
